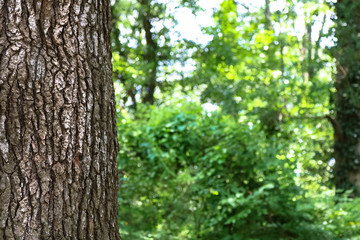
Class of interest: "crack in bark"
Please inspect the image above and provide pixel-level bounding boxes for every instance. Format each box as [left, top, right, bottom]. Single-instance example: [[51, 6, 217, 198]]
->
[[0, 0, 120, 239]]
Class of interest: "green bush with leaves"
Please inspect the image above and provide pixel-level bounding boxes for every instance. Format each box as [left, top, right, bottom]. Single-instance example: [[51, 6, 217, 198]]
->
[[117, 102, 336, 239]]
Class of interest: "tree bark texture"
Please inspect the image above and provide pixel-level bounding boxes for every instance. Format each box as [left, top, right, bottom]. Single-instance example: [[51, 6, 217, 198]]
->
[[0, 0, 121, 239], [333, 0, 360, 196]]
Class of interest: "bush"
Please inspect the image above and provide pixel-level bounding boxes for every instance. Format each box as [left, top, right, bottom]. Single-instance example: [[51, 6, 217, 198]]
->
[[117, 102, 340, 239]]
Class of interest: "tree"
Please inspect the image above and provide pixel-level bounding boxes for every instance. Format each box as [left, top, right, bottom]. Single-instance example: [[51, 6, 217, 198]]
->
[[332, 0, 360, 196], [111, 0, 199, 111], [111, 0, 172, 109], [0, 1, 121, 239], [186, 0, 333, 186]]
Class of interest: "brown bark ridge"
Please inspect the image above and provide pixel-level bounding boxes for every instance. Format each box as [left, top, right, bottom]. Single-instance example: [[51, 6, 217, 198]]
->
[[0, 0, 121, 239]]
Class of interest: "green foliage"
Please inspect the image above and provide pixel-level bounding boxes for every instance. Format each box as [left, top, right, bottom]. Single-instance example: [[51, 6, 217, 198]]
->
[[188, 0, 333, 118], [111, 0, 360, 239], [117, 103, 338, 239], [322, 196, 360, 238]]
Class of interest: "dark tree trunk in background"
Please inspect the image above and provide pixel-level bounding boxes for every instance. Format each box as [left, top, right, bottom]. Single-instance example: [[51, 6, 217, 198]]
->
[[140, 0, 158, 105], [264, 0, 272, 31], [333, 0, 360, 196], [0, 0, 121, 239]]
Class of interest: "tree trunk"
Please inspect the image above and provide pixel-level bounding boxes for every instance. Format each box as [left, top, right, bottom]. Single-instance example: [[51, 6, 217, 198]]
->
[[0, 0, 121, 239], [140, 0, 158, 105], [264, 0, 272, 30], [333, 0, 360, 196]]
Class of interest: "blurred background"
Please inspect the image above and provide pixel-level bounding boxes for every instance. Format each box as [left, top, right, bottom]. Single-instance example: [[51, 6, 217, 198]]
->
[[111, 0, 360, 239]]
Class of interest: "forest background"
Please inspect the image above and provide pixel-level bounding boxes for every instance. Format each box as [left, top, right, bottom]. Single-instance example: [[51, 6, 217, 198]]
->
[[111, 0, 360, 239]]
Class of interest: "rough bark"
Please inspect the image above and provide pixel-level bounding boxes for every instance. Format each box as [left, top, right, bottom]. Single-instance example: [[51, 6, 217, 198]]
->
[[333, 0, 360, 196], [0, 0, 121, 239]]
